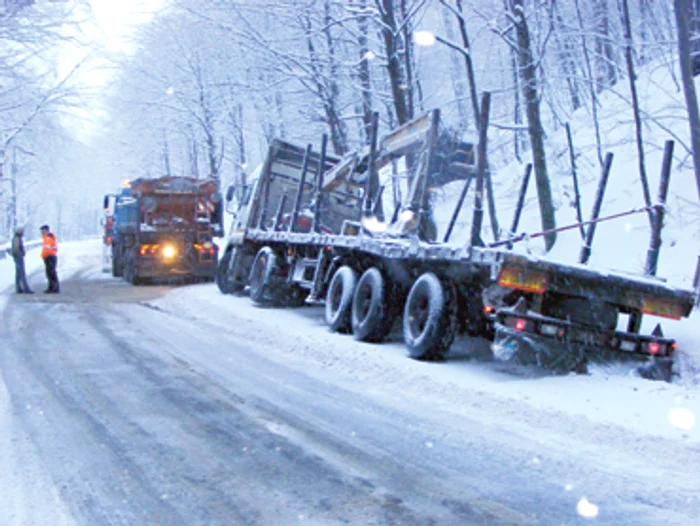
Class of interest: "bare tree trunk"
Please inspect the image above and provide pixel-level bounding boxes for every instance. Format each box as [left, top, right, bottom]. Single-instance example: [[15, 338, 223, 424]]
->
[[358, 0, 374, 143], [675, 0, 700, 200], [510, 0, 557, 251], [189, 127, 200, 179], [510, 43, 524, 162], [551, 1, 581, 111], [10, 146, 17, 235], [163, 130, 172, 177], [441, 6, 469, 128], [439, 0, 480, 129], [304, 4, 348, 155], [574, 0, 604, 167], [689, 0, 700, 69], [378, 0, 409, 124], [621, 0, 653, 217], [323, 0, 348, 154], [593, 0, 617, 91], [400, 0, 415, 121]]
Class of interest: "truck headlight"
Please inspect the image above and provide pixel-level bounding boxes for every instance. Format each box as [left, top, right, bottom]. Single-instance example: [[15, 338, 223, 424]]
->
[[162, 245, 176, 259]]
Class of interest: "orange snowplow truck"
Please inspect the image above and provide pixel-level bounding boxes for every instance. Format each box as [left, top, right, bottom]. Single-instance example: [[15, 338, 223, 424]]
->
[[104, 176, 223, 285]]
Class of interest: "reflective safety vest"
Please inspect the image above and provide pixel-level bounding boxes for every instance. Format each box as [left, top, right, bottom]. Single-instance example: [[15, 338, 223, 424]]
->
[[41, 232, 58, 259]]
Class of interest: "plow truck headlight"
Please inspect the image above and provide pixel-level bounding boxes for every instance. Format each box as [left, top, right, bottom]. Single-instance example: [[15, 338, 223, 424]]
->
[[162, 245, 177, 259]]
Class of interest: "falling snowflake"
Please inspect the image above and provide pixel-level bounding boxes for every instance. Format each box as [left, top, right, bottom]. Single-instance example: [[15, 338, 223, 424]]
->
[[667, 407, 696, 430], [576, 497, 599, 519]]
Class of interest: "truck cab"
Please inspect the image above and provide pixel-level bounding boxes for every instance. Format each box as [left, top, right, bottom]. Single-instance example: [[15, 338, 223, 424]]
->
[[105, 176, 222, 284]]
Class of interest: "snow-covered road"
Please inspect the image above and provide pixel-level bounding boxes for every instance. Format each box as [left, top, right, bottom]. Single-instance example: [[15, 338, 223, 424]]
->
[[0, 240, 698, 525]]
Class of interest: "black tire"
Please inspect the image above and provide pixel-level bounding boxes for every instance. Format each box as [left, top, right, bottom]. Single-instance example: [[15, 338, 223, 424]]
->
[[112, 247, 122, 277], [278, 284, 308, 307], [217, 248, 245, 294], [351, 267, 394, 342], [248, 247, 276, 305], [125, 256, 139, 286], [403, 272, 457, 360], [325, 266, 357, 333]]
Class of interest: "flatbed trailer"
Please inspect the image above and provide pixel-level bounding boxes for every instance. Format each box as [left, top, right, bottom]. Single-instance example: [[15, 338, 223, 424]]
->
[[217, 109, 696, 380]]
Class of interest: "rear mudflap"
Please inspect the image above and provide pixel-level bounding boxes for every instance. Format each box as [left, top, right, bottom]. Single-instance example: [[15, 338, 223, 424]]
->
[[493, 324, 587, 374], [493, 324, 674, 381]]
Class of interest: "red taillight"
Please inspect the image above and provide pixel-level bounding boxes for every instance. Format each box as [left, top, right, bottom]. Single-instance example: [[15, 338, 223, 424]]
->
[[140, 244, 159, 256], [194, 244, 217, 256], [671, 342, 678, 351], [484, 305, 494, 315], [515, 318, 527, 331], [649, 342, 660, 355], [105, 236, 112, 245]]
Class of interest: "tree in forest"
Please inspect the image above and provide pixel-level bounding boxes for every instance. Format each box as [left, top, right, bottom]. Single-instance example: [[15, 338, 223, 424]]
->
[[0, 1, 91, 238], [620, 0, 653, 222], [592, 0, 617, 91], [675, 0, 700, 201], [375, 0, 424, 126], [506, 0, 556, 251]]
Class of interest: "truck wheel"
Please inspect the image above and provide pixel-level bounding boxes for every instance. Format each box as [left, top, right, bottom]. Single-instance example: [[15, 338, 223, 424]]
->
[[125, 257, 139, 285], [325, 266, 357, 333], [248, 247, 276, 305], [351, 267, 394, 342], [403, 272, 457, 360], [112, 249, 122, 277], [277, 285, 308, 307], [217, 248, 245, 294]]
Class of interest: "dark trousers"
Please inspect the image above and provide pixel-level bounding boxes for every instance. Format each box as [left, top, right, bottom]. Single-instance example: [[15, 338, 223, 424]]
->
[[44, 255, 59, 292], [14, 257, 32, 292]]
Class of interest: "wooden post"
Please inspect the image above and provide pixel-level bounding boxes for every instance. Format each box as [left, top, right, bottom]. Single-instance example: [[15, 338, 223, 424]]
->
[[579, 152, 614, 264], [443, 177, 472, 243], [312, 134, 328, 233], [644, 140, 674, 276], [693, 255, 700, 307], [507, 163, 532, 249], [289, 144, 312, 233], [274, 191, 288, 232], [257, 143, 276, 230], [565, 123, 585, 239], [363, 112, 379, 217], [470, 91, 491, 248]]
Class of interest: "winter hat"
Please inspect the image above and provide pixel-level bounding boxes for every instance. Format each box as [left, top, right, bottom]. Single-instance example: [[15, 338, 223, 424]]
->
[[14, 226, 24, 235], [40, 224, 50, 231]]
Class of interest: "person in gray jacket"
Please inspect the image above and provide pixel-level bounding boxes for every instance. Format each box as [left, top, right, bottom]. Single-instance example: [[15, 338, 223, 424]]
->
[[12, 227, 33, 294]]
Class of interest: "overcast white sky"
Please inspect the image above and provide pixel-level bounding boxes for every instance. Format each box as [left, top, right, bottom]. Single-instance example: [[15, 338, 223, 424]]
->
[[62, 0, 167, 139], [88, 0, 166, 52]]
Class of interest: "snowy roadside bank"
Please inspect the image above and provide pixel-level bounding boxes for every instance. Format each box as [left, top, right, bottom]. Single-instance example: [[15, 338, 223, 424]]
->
[[151, 278, 700, 446]]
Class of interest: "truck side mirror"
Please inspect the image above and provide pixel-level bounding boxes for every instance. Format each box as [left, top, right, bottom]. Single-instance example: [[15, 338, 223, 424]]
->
[[103, 195, 109, 210], [225, 185, 235, 202], [239, 184, 252, 206]]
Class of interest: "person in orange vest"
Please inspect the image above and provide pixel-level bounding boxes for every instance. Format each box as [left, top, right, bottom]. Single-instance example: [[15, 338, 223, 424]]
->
[[40, 224, 59, 293]]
